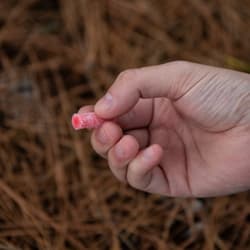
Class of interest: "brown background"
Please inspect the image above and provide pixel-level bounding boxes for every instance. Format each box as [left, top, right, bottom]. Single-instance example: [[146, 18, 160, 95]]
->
[[0, 0, 250, 249]]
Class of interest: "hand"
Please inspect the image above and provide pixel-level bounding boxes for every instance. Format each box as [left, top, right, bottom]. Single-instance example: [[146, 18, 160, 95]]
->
[[80, 61, 250, 197]]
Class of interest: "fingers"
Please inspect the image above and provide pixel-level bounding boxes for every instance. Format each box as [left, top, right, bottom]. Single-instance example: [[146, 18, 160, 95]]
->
[[95, 61, 195, 119], [80, 102, 151, 159], [91, 121, 169, 194], [91, 122, 122, 158], [108, 135, 139, 183], [126, 144, 168, 194], [78, 105, 94, 113], [91, 123, 149, 158], [78, 99, 152, 130], [115, 98, 153, 130], [125, 129, 149, 149], [108, 142, 170, 195]]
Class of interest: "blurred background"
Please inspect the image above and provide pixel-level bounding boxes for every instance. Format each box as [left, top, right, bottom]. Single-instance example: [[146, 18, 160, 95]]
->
[[0, 0, 250, 249]]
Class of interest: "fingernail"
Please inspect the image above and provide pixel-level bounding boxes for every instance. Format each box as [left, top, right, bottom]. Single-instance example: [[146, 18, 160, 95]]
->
[[97, 92, 113, 110], [142, 146, 154, 160], [115, 144, 126, 160], [96, 127, 108, 144]]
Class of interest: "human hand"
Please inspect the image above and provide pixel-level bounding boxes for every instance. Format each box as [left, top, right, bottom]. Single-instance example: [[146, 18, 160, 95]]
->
[[80, 61, 250, 197]]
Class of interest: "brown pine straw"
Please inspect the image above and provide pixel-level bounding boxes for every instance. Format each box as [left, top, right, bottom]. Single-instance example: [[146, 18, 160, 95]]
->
[[0, 0, 250, 249]]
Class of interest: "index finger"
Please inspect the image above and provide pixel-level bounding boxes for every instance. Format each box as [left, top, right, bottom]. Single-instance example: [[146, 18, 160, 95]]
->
[[94, 61, 194, 119]]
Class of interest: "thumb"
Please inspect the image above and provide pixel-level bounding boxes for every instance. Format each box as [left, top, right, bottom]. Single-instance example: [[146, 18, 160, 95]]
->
[[95, 61, 197, 119]]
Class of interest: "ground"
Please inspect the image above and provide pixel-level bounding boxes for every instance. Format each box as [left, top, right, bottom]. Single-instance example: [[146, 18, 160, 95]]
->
[[0, 0, 250, 249]]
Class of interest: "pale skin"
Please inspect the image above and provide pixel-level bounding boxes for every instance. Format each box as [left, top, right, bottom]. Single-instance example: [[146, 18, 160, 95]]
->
[[79, 61, 250, 198]]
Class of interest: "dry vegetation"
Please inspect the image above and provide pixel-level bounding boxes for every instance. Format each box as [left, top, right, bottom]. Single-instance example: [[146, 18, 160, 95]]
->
[[0, 0, 250, 249]]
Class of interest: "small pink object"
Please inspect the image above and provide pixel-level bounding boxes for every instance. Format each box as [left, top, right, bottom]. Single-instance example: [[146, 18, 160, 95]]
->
[[71, 112, 104, 130]]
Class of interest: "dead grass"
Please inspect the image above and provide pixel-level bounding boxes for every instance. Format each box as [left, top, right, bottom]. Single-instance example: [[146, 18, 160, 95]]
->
[[0, 0, 250, 249]]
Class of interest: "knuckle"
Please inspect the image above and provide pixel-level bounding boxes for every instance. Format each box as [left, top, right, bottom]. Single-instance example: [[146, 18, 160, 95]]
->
[[167, 60, 191, 70], [123, 134, 135, 143], [127, 161, 152, 191], [128, 179, 143, 191], [117, 69, 139, 85], [107, 152, 128, 183], [91, 132, 107, 158], [118, 110, 136, 128], [127, 178, 138, 189], [127, 165, 141, 189], [126, 109, 136, 122]]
